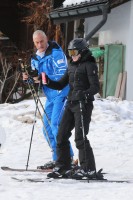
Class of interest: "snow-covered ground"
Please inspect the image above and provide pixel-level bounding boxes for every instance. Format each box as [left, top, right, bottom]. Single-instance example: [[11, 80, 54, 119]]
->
[[0, 96, 133, 200]]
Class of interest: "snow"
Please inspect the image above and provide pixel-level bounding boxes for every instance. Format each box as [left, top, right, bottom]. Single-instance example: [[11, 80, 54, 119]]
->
[[63, 0, 90, 7], [0, 96, 133, 200]]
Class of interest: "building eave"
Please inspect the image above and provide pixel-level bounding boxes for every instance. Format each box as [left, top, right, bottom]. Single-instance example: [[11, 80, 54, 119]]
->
[[49, 0, 131, 24], [49, 0, 110, 24]]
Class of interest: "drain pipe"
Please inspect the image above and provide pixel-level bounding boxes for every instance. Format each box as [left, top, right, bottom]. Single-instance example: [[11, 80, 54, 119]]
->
[[85, 3, 109, 41]]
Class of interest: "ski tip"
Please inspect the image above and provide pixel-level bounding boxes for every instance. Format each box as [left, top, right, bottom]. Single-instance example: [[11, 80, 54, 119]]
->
[[1, 166, 9, 170]]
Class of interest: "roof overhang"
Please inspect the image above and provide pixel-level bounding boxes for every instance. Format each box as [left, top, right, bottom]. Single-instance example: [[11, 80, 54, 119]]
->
[[49, 0, 131, 24], [49, 0, 110, 24]]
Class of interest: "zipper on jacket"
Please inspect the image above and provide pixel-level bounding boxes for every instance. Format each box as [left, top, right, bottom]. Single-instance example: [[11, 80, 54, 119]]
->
[[73, 64, 80, 90]]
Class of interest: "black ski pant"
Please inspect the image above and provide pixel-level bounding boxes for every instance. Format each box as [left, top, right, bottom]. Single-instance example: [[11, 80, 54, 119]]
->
[[56, 101, 96, 172]]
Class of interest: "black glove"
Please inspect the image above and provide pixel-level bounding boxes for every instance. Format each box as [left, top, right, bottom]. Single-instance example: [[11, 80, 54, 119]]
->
[[73, 90, 89, 101], [45, 74, 51, 85]]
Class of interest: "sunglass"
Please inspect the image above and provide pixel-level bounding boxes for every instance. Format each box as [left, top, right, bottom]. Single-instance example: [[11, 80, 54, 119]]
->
[[68, 49, 79, 57]]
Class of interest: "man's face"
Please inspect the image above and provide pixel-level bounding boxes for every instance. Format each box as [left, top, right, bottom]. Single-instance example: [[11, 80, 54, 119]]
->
[[33, 33, 48, 52]]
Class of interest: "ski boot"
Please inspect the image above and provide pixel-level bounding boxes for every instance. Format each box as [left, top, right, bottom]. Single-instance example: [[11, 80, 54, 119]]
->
[[37, 161, 55, 170], [70, 168, 104, 180]]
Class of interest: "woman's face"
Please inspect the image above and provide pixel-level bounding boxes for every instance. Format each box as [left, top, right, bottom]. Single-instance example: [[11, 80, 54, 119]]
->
[[71, 54, 81, 62]]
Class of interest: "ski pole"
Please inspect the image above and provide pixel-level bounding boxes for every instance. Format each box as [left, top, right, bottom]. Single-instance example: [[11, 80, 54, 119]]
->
[[27, 81, 45, 121], [19, 59, 50, 125], [79, 101, 89, 182], [28, 82, 51, 126], [26, 83, 40, 170], [27, 81, 52, 150], [19, 60, 53, 151], [25, 82, 53, 170]]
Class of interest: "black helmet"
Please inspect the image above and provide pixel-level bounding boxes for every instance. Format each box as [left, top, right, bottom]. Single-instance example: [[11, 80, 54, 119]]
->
[[68, 38, 88, 50]]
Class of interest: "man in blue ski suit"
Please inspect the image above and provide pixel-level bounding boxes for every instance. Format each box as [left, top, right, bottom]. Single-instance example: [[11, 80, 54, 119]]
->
[[29, 30, 74, 167]]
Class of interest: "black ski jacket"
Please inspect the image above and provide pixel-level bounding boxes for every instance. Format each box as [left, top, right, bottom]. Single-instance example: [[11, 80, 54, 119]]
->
[[47, 49, 100, 101]]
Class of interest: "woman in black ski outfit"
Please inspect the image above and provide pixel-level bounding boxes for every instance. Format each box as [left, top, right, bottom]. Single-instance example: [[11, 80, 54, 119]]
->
[[45, 38, 101, 179]]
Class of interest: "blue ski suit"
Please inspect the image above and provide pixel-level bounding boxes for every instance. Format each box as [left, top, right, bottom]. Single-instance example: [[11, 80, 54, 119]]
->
[[31, 41, 74, 161]]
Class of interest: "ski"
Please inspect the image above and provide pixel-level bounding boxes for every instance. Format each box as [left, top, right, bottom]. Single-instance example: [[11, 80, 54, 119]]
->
[[1, 166, 53, 173], [11, 176, 131, 183]]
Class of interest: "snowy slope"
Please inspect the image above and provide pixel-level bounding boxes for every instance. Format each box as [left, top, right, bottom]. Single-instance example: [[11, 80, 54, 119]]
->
[[0, 97, 133, 200]]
